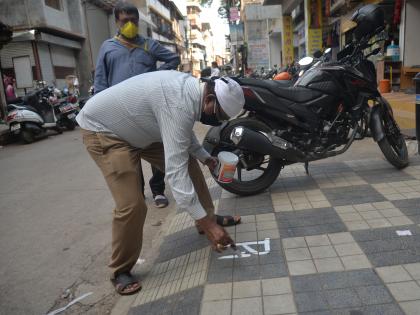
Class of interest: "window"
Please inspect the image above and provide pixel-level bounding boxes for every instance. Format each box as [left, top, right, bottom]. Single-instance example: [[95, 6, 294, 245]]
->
[[45, 0, 61, 10]]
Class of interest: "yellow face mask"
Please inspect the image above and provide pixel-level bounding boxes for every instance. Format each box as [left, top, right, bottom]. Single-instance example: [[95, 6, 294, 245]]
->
[[120, 21, 138, 39]]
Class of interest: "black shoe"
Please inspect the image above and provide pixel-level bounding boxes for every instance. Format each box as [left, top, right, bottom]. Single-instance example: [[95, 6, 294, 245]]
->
[[153, 194, 169, 208]]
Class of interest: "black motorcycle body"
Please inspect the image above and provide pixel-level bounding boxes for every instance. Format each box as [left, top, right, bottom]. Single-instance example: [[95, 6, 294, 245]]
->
[[203, 40, 408, 196]]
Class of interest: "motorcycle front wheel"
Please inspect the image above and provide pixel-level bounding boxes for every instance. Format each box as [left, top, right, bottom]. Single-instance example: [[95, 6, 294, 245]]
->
[[210, 118, 283, 196], [377, 107, 408, 169]]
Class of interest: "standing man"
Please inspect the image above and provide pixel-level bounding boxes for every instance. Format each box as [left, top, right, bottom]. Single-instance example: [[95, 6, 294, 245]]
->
[[77, 71, 244, 295], [94, 1, 180, 208], [211, 61, 221, 77]]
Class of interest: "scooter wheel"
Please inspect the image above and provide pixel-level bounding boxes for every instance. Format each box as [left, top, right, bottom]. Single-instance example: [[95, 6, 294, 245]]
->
[[21, 130, 35, 144], [55, 126, 64, 134]]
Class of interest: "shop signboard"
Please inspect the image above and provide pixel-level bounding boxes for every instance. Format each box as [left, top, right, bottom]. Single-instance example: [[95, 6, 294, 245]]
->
[[229, 7, 239, 22], [247, 39, 269, 70], [306, 0, 323, 55], [282, 15, 294, 66]]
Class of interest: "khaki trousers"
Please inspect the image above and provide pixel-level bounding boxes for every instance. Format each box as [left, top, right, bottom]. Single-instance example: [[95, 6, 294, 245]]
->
[[81, 129, 215, 277]]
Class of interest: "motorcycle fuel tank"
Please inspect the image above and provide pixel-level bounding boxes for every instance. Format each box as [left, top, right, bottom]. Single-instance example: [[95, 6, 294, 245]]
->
[[296, 67, 341, 97]]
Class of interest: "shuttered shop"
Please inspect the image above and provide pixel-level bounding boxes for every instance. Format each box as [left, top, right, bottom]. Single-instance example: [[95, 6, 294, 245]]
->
[[0, 41, 35, 75], [49, 45, 76, 88]]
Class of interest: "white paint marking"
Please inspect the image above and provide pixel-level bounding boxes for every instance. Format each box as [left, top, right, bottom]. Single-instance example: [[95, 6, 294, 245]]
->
[[218, 238, 271, 259], [46, 292, 93, 315], [396, 230, 412, 236]]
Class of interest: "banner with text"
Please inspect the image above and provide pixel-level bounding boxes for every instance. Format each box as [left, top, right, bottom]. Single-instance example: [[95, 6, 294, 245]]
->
[[282, 15, 294, 66]]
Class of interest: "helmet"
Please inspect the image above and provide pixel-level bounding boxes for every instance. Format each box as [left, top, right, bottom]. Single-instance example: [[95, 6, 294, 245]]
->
[[274, 72, 292, 81], [351, 4, 385, 41]]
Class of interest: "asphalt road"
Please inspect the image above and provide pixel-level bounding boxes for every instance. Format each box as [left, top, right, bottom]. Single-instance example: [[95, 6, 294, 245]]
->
[[0, 129, 174, 315]]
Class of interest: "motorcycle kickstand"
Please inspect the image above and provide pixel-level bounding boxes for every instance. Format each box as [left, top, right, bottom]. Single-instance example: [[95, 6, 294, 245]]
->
[[304, 161, 309, 175]]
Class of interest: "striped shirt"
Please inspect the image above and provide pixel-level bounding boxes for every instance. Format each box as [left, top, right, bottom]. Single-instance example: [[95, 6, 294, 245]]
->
[[76, 70, 211, 220]]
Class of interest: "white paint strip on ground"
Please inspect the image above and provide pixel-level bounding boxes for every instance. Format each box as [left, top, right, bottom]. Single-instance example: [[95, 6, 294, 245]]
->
[[218, 238, 271, 259], [45, 292, 93, 315], [396, 230, 412, 236]]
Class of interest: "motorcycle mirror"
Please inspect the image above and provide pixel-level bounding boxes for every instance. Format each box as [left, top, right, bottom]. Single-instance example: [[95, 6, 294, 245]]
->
[[324, 48, 332, 54], [298, 56, 314, 66]]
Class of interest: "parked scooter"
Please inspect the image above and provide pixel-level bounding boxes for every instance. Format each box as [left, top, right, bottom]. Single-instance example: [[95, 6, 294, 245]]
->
[[6, 87, 63, 144]]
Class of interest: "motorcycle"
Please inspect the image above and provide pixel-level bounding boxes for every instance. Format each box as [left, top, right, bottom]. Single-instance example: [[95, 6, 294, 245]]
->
[[202, 6, 408, 196], [6, 86, 63, 144]]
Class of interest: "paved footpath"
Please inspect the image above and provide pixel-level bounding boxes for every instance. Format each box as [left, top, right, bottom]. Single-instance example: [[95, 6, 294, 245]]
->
[[125, 140, 420, 315]]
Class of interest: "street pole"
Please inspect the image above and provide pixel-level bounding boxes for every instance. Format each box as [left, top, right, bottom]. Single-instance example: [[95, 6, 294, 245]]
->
[[414, 73, 420, 154]]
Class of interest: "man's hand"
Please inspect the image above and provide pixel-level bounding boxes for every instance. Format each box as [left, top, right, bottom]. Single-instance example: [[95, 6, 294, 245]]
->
[[204, 157, 218, 174], [196, 216, 236, 252]]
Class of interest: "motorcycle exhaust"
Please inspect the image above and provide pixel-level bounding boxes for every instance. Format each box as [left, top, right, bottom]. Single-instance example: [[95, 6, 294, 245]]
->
[[230, 126, 305, 162]]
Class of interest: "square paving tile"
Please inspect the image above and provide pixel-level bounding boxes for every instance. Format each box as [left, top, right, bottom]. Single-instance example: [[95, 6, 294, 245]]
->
[[403, 164, 420, 180], [271, 189, 331, 212], [373, 180, 420, 201], [269, 175, 319, 193], [232, 296, 263, 315], [291, 270, 403, 314], [312, 171, 367, 189], [355, 168, 415, 184], [345, 158, 395, 171], [334, 201, 413, 231], [276, 208, 347, 238], [308, 162, 354, 175], [129, 286, 204, 315], [352, 225, 420, 267], [393, 198, 420, 223], [207, 239, 287, 283], [322, 185, 386, 207], [157, 226, 210, 262], [282, 232, 371, 275]]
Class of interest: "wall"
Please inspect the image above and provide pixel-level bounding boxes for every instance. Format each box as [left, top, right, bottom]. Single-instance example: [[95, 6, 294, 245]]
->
[[403, 0, 420, 67], [0, 0, 45, 29], [43, 2, 71, 31], [85, 3, 111, 64]]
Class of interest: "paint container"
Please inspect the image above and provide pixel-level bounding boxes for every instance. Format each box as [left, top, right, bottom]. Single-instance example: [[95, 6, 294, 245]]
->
[[215, 151, 239, 183]]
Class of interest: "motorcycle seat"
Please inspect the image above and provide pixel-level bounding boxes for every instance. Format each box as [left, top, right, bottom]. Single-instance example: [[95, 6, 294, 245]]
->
[[238, 78, 322, 103]]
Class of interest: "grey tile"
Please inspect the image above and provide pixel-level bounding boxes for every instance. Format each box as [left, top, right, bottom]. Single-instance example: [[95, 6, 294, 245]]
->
[[200, 300, 231, 315], [324, 288, 361, 308], [232, 280, 261, 299], [263, 294, 296, 315], [355, 285, 394, 305], [294, 291, 328, 313], [258, 250, 285, 265], [292, 270, 382, 293], [207, 267, 233, 284], [262, 277, 292, 296], [129, 286, 204, 315], [203, 283, 232, 301], [259, 262, 288, 279], [355, 169, 415, 184], [322, 185, 386, 207], [351, 226, 420, 267], [310, 162, 353, 174], [393, 198, 420, 223], [232, 296, 263, 315], [270, 176, 319, 193], [233, 264, 260, 281], [156, 227, 209, 262], [276, 208, 347, 237]]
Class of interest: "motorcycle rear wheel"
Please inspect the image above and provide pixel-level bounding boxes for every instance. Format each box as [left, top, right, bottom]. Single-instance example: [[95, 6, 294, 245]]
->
[[211, 118, 283, 196], [377, 109, 408, 169]]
